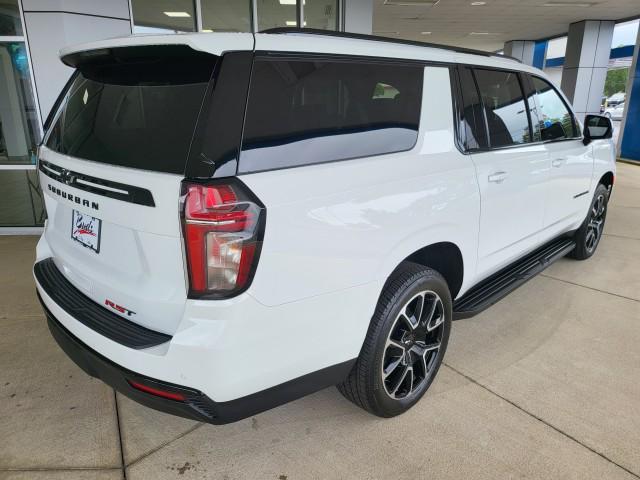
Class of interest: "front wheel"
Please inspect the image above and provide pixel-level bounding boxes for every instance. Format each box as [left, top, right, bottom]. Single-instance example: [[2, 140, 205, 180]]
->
[[570, 183, 609, 260], [337, 262, 452, 418]]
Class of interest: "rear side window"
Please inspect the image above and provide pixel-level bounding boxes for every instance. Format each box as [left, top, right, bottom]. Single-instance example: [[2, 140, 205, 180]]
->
[[531, 76, 578, 140], [239, 58, 423, 173], [46, 46, 217, 174], [474, 69, 531, 148]]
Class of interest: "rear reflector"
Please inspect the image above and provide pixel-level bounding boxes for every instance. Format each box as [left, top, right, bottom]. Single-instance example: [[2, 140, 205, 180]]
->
[[128, 380, 186, 402], [181, 179, 265, 299]]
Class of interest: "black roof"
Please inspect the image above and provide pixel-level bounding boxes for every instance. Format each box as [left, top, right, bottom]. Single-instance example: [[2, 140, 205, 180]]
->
[[260, 28, 521, 63]]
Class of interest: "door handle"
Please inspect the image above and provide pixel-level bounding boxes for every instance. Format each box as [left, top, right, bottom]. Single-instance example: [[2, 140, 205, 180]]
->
[[552, 158, 567, 168], [488, 171, 509, 184]]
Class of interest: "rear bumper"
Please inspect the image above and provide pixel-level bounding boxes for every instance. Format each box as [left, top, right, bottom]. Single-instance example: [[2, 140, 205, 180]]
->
[[42, 296, 355, 424], [42, 297, 219, 422]]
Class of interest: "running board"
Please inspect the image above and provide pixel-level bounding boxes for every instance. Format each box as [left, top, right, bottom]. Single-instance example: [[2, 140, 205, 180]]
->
[[453, 237, 576, 319]]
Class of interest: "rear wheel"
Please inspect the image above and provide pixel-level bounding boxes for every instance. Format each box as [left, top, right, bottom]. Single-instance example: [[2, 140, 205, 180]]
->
[[570, 183, 609, 260], [337, 262, 451, 417]]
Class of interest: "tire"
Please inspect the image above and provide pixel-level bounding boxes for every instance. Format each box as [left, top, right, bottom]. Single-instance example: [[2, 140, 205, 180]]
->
[[337, 262, 452, 418], [569, 183, 609, 260]]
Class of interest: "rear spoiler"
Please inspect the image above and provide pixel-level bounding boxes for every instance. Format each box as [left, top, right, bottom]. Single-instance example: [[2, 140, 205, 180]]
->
[[59, 32, 254, 67]]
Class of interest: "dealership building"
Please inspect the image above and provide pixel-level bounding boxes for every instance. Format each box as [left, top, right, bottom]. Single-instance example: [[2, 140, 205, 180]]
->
[[1, 0, 639, 232]]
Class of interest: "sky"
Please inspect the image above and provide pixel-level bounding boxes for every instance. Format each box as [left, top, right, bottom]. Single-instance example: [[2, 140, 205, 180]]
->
[[611, 19, 639, 48]]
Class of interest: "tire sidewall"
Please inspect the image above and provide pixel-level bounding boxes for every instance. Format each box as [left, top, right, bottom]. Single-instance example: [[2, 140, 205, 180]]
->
[[576, 184, 609, 259], [369, 270, 452, 417]]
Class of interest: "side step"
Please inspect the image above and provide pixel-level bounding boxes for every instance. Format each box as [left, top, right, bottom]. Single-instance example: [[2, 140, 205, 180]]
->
[[453, 237, 576, 319]]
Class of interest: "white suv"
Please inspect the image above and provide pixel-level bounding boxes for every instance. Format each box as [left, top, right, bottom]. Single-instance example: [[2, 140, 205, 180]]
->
[[34, 29, 616, 423]]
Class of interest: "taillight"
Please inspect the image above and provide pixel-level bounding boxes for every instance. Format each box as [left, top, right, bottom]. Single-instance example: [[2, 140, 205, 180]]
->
[[181, 179, 265, 299], [128, 380, 186, 402]]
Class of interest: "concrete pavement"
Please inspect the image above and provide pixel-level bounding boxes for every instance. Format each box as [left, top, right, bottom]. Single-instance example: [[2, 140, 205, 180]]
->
[[1, 162, 639, 480]]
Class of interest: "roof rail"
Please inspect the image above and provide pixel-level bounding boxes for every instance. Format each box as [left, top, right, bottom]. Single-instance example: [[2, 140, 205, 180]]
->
[[259, 28, 521, 63]]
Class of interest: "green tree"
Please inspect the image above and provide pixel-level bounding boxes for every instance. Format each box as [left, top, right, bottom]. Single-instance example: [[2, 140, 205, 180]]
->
[[604, 68, 629, 97]]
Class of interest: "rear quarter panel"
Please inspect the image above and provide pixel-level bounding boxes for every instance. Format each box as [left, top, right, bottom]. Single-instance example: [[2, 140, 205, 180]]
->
[[241, 67, 480, 312]]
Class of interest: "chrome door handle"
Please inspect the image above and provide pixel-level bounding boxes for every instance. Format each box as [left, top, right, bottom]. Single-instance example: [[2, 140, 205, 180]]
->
[[552, 158, 567, 168], [488, 171, 508, 184]]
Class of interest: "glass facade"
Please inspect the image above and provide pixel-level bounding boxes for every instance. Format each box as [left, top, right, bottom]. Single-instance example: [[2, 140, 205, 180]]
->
[[131, 0, 342, 34], [0, 2, 43, 228], [0, 170, 44, 226], [0, 42, 39, 165], [201, 0, 252, 32], [0, 0, 22, 35], [305, 0, 338, 30], [256, 0, 296, 31], [131, 0, 197, 33]]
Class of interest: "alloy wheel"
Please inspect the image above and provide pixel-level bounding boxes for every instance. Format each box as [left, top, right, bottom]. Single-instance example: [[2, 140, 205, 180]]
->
[[585, 193, 606, 253], [382, 291, 445, 399]]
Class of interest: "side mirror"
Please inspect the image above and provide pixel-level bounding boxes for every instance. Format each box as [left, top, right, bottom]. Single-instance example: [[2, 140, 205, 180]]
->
[[583, 114, 613, 146]]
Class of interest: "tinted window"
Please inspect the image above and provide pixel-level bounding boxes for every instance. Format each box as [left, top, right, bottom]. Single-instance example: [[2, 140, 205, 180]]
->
[[458, 67, 488, 150], [531, 76, 578, 141], [474, 69, 531, 148], [239, 58, 423, 173], [522, 78, 542, 143], [46, 48, 216, 174]]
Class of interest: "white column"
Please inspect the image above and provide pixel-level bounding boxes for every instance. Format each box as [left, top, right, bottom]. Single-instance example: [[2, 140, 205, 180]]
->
[[561, 20, 615, 121], [21, 0, 132, 122], [504, 40, 535, 65], [343, 0, 372, 34]]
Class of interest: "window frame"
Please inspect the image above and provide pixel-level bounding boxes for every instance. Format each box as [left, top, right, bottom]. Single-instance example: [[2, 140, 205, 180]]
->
[[234, 51, 427, 175], [452, 65, 584, 155], [527, 74, 582, 142], [470, 67, 535, 150]]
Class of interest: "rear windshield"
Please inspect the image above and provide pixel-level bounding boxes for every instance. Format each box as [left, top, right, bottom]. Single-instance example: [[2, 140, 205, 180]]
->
[[46, 46, 217, 174]]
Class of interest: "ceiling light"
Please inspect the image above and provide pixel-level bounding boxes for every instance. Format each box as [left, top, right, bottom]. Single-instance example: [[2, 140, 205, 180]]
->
[[421, 31, 432, 35], [280, 0, 306, 4], [163, 11, 191, 17], [373, 31, 400, 35], [470, 32, 500, 35], [471, 1, 487, 5], [285, 20, 307, 26], [202, 29, 213, 32], [383, 0, 440, 6], [543, 1, 594, 5]]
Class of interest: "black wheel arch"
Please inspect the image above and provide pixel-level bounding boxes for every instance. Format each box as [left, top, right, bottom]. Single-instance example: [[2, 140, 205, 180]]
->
[[599, 171, 614, 191], [395, 242, 464, 299]]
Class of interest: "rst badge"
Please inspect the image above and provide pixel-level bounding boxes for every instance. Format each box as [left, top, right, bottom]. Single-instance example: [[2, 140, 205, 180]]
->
[[71, 210, 101, 253]]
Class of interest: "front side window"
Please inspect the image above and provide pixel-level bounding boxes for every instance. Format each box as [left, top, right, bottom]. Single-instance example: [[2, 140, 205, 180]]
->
[[531, 76, 578, 141], [474, 69, 531, 148], [239, 58, 423, 173]]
